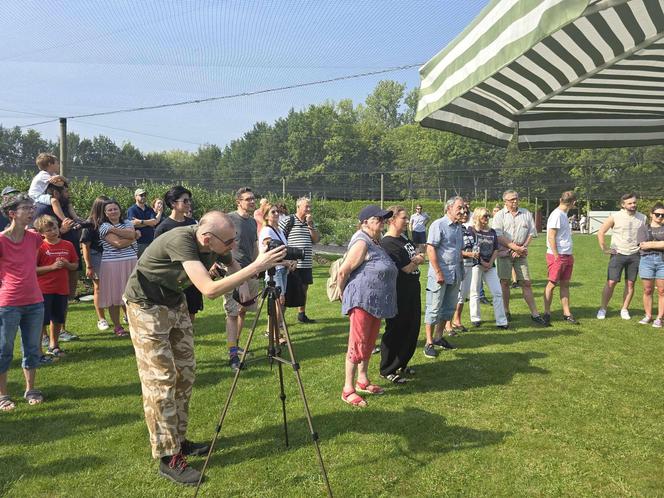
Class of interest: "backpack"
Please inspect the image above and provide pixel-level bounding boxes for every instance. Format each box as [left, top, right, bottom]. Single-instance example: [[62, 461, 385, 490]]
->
[[326, 254, 346, 302]]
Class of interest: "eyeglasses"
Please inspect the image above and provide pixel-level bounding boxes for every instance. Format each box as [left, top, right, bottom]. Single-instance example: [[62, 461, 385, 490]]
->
[[481, 215, 490, 219], [505, 198, 519, 202], [269, 209, 279, 214], [16, 205, 35, 211], [654, 212, 664, 218], [175, 198, 192, 204], [204, 232, 236, 246], [137, 193, 147, 197]]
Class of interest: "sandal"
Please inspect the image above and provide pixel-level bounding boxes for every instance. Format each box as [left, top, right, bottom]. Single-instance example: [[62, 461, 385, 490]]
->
[[341, 389, 367, 407], [24, 389, 44, 406], [114, 326, 129, 337], [46, 347, 65, 358], [0, 395, 16, 412], [355, 380, 385, 395], [39, 355, 56, 365], [452, 324, 468, 332], [381, 373, 407, 384]]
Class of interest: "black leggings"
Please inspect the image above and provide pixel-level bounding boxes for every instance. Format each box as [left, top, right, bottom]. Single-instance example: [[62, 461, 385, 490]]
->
[[380, 286, 421, 376]]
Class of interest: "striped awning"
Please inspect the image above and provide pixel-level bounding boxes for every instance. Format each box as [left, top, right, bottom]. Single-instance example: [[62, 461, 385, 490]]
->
[[416, 0, 664, 149]]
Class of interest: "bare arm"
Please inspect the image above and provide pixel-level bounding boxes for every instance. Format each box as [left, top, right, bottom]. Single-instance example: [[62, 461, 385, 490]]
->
[[182, 245, 286, 300], [597, 216, 615, 253], [547, 228, 559, 258], [36, 262, 61, 275], [105, 232, 137, 249], [401, 253, 425, 274], [109, 226, 139, 239], [337, 240, 368, 293], [427, 243, 444, 284], [641, 240, 664, 250]]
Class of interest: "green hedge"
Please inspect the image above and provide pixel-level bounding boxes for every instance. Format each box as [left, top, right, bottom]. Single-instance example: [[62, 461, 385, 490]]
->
[[1, 171, 660, 246]]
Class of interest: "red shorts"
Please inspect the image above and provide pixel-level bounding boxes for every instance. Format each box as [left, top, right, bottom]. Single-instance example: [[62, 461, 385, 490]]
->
[[347, 307, 381, 364], [546, 253, 574, 283]]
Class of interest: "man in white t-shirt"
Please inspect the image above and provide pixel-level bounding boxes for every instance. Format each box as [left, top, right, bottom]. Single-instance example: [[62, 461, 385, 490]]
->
[[543, 191, 578, 325], [409, 205, 429, 252]]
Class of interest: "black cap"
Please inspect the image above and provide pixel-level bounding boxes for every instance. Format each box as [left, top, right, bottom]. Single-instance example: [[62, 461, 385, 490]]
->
[[358, 204, 393, 222]]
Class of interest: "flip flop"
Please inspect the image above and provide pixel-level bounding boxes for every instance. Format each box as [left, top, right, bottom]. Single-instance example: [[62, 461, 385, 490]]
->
[[341, 389, 367, 407], [355, 380, 385, 395], [24, 389, 44, 406]]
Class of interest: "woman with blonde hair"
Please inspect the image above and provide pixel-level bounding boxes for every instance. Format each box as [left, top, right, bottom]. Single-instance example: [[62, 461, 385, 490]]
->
[[469, 207, 508, 329]]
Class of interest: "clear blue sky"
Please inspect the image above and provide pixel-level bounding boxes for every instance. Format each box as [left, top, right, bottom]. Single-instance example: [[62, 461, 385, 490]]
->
[[0, 0, 488, 152]]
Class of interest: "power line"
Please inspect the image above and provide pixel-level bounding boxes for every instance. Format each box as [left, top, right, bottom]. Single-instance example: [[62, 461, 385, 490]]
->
[[64, 63, 422, 119]]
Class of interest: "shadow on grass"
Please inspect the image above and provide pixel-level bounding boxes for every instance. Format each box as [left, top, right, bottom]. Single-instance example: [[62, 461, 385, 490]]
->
[[453, 328, 580, 349], [0, 410, 140, 446], [407, 351, 549, 393], [0, 455, 106, 496], [202, 407, 509, 475]]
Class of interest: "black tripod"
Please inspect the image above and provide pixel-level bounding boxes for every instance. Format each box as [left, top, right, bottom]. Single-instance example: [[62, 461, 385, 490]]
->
[[194, 271, 333, 497]]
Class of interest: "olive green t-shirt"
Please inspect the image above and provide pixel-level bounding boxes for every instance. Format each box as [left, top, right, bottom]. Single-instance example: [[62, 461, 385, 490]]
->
[[124, 225, 232, 307]]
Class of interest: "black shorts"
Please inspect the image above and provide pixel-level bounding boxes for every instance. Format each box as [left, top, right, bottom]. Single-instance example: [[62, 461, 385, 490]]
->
[[296, 267, 313, 285], [43, 294, 68, 326], [412, 231, 426, 244], [607, 253, 640, 282], [184, 285, 204, 315]]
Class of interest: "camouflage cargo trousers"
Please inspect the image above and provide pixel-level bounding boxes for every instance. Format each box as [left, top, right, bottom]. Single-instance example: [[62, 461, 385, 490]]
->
[[126, 300, 195, 459]]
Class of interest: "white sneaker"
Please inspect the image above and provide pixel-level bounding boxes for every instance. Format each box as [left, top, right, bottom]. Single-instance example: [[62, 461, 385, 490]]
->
[[596, 308, 607, 320], [620, 309, 631, 320], [639, 316, 652, 325], [97, 319, 110, 331], [653, 318, 662, 329]]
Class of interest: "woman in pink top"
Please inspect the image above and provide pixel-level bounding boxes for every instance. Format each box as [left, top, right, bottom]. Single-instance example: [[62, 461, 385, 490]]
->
[[0, 194, 45, 411]]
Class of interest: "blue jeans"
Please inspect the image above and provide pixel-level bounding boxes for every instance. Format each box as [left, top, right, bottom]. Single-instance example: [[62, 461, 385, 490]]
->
[[0, 302, 44, 373]]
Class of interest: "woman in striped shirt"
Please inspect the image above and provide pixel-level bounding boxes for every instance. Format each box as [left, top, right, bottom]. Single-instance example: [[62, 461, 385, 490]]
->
[[98, 199, 139, 337]]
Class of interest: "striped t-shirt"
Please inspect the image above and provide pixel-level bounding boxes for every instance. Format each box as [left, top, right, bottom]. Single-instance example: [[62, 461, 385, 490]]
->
[[99, 222, 138, 261], [278, 215, 313, 269]]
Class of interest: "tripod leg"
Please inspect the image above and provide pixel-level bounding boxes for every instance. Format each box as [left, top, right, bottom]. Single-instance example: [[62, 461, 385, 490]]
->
[[277, 361, 289, 448], [275, 304, 333, 497], [194, 293, 268, 497]]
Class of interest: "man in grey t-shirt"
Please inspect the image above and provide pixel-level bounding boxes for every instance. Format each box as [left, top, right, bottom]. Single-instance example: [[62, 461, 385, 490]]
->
[[223, 187, 259, 370]]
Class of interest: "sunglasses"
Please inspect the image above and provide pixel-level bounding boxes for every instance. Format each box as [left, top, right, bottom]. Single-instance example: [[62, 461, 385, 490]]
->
[[204, 231, 236, 246], [654, 212, 664, 218], [481, 215, 490, 219]]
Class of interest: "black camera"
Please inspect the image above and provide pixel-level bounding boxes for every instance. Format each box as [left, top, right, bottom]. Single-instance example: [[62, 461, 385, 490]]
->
[[267, 239, 305, 260]]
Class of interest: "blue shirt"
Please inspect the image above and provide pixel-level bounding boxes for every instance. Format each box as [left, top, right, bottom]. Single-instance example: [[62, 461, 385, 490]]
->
[[426, 215, 464, 285], [127, 204, 156, 244]]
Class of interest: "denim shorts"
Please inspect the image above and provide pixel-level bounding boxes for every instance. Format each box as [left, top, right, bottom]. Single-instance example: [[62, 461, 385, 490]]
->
[[425, 280, 460, 325], [639, 253, 664, 280], [266, 266, 288, 296], [0, 302, 44, 373]]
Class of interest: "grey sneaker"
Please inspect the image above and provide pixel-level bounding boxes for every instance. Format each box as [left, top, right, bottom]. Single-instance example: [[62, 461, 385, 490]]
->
[[531, 315, 551, 327], [59, 330, 78, 341], [423, 344, 438, 359], [432, 337, 457, 350], [158, 453, 201, 486]]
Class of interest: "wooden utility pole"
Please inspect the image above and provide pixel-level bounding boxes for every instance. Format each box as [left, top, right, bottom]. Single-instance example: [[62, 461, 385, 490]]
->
[[59, 118, 67, 177], [380, 173, 384, 209]]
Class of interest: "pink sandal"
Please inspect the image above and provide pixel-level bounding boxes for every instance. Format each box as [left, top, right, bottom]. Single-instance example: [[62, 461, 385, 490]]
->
[[114, 326, 129, 337], [355, 380, 384, 395], [341, 388, 367, 407]]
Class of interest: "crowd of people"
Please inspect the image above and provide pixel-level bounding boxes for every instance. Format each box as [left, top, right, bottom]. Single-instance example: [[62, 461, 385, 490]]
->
[[0, 152, 662, 485]]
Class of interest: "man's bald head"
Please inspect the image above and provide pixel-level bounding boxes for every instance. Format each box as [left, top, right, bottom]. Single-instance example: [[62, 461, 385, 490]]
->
[[199, 210, 233, 233]]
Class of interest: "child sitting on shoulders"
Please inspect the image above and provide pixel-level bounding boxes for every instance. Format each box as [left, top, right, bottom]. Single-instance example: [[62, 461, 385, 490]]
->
[[29, 153, 80, 224], [35, 215, 79, 360]]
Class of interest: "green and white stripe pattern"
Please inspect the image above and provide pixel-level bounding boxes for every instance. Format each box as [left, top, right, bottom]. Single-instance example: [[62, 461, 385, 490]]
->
[[416, 0, 664, 149]]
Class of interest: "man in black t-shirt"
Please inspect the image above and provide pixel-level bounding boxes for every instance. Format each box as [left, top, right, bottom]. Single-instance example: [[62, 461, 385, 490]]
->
[[123, 211, 285, 486]]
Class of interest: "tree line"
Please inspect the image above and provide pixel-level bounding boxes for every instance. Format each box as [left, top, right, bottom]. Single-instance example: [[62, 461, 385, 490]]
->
[[1, 80, 662, 206]]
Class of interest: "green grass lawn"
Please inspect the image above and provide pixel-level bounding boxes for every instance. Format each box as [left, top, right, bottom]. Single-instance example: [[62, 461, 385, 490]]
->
[[1, 235, 663, 497]]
